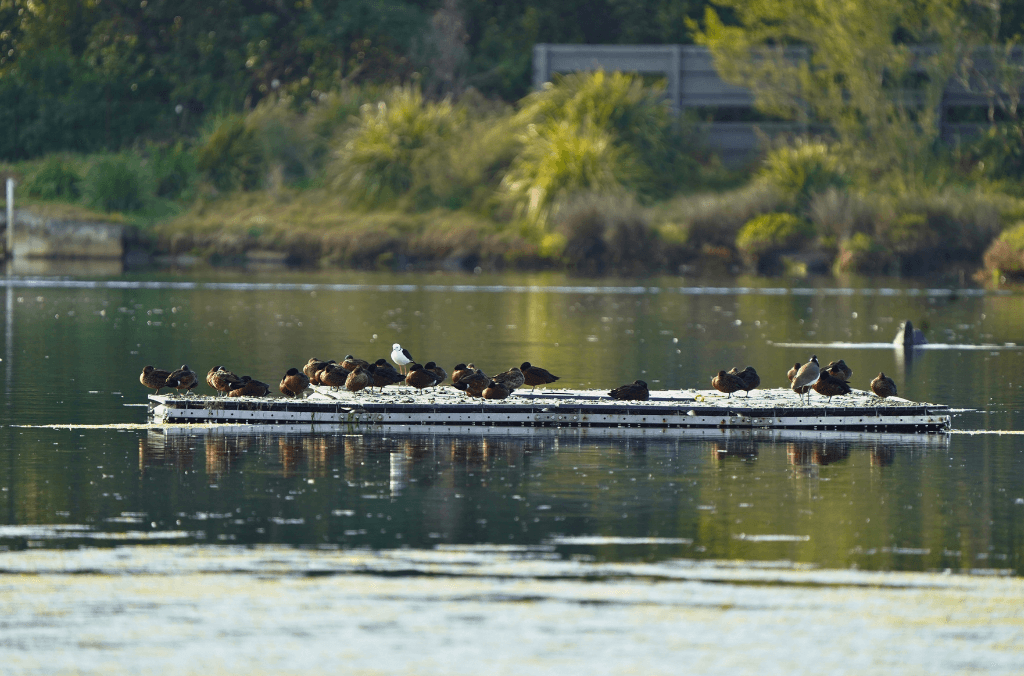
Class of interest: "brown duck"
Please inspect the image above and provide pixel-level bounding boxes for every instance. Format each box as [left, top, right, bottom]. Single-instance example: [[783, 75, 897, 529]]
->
[[728, 366, 760, 397], [451, 363, 474, 384], [453, 369, 488, 397], [482, 380, 511, 400], [813, 369, 851, 403], [341, 355, 370, 372], [371, 358, 404, 391], [229, 376, 270, 397], [826, 360, 852, 381], [520, 362, 560, 391], [345, 365, 374, 394], [279, 368, 310, 398], [786, 362, 802, 384], [609, 380, 649, 401], [140, 365, 174, 395], [492, 366, 525, 392], [166, 364, 198, 395], [304, 358, 334, 386], [405, 363, 441, 390], [712, 370, 746, 398], [870, 372, 898, 399], [319, 363, 349, 389], [208, 366, 244, 396], [424, 362, 448, 386]]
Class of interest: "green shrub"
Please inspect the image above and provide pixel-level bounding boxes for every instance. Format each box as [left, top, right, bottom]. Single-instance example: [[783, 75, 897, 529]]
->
[[83, 157, 149, 213], [653, 183, 784, 253], [502, 119, 635, 224], [333, 87, 466, 207], [196, 114, 265, 192], [149, 143, 196, 200], [736, 212, 815, 270], [509, 70, 699, 217], [982, 221, 1024, 277], [834, 232, 892, 274], [759, 141, 848, 209], [551, 192, 661, 275], [26, 157, 81, 200]]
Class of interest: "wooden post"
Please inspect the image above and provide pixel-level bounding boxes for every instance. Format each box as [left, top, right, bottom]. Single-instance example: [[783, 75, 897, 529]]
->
[[5, 178, 13, 259]]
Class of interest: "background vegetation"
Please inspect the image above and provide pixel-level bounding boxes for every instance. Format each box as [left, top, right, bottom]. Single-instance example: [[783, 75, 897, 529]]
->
[[5, 0, 1024, 280]]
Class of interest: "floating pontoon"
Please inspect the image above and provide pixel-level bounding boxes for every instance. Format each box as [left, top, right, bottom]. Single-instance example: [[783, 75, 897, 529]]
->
[[147, 386, 951, 433]]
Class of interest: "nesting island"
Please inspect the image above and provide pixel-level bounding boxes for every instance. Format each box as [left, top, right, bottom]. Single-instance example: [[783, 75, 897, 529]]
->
[[147, 386, 951, 433]]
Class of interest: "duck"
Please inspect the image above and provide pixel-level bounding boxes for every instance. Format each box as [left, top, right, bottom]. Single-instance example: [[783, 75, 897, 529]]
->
[[424, 361, 448, 386], [229, 376, 270, 398], [304, 358, 333, 386], [871, 372, 898, 399], [826, 359, 852, 381], [319, 363, 349, 389], [492, 366, 525, 392], [812, 369, 851, 403], [391, 343, 414, 375], [209, 366, 244, 396], [451, 363, 473, 384], [166, 364, 198, 395], [453, 369, 489, 397], [791, 355, 820, 403], [279, 368, 310, 398], [608, 380, 649, 401], [341, 354, 370, 372], [345, 365, 374, 395], [520, 362, 560, 391], [140, 365, 174, 395], [712, 370, 746, 398], [371, 358, 404, 391], [482, 379, 511, 400], [786, 362, 801, 384], [405, 363, 441, 390], [728, 366, 760, 397]]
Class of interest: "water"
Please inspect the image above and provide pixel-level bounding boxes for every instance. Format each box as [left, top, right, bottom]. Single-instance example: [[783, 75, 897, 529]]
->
[[1, 269, 1023, 576]]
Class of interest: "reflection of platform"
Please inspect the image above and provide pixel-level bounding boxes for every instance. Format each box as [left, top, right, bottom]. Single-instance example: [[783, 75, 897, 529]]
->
[[146, 385, 952, 435]]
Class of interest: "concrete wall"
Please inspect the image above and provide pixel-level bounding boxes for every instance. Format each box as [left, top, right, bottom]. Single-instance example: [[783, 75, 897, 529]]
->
[[1, 210, 124, 259]]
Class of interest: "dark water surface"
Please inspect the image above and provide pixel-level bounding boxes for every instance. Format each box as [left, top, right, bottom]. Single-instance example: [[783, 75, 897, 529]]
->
[[1, 270, 1022, 574]]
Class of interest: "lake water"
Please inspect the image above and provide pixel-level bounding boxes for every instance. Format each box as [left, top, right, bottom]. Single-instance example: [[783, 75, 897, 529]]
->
[[1, 269, 1022, 575]]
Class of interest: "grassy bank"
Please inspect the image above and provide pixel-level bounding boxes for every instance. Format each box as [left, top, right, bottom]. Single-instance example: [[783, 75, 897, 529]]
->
[[5, 74, 1024, 282]]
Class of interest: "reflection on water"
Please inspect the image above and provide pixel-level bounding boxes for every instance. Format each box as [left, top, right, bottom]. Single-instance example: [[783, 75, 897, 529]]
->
[[1, 271, 1023, 576]]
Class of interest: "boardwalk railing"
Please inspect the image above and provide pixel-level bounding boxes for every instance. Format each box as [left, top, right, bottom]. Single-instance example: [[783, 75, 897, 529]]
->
[[533, 44, 1014, 164]]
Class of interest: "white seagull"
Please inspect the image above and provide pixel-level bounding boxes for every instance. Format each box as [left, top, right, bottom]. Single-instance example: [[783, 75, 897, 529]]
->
[[391, 343, 414, 375]]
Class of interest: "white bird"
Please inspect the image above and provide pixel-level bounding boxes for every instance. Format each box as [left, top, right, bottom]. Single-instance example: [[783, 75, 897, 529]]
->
[[391, 343, 414, 375], [791, 355, 820, 404]]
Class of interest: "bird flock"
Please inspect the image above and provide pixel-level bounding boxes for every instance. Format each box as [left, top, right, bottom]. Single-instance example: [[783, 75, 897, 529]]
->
[[713, 356, 898, 403], [141, 343, 899, 404]]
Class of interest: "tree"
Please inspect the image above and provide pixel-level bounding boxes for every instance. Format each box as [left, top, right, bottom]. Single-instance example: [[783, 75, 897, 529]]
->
[[693, 0, 981, 181]]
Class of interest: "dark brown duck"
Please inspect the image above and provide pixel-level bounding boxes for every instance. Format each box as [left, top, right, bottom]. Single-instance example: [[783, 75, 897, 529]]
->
[[520, 362, 560, 391], [608, 380, 649, 401], [279, 368, 311, 398], [812, 369, 852, 403]]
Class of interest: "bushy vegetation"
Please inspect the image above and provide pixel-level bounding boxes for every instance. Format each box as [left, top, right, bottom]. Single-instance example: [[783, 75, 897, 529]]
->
[[983, 222, 1024, 278], [735, 212, 815, 272]]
